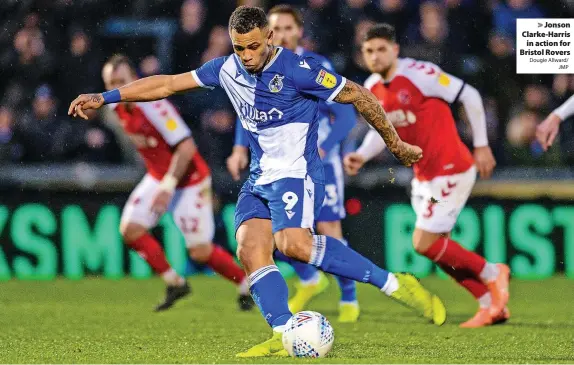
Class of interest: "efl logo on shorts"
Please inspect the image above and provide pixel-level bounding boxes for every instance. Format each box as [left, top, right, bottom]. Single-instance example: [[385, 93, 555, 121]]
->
[[315, 69, 337, 89]]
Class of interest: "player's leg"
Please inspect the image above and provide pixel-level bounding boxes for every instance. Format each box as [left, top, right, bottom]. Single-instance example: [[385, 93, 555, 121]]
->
[[170, 178, 253, 311], [411, 167, 509, 325], [317, 162, 358, 322], [272, 250, 329, 313], [234, 184, 290, 358], [120, 175, 189, 312], [269, 176, 445, 325], [316, 220, 359, 323]]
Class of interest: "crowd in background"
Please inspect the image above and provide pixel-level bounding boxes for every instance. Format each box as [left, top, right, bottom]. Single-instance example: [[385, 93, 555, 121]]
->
[[1, 0, 573, 172]]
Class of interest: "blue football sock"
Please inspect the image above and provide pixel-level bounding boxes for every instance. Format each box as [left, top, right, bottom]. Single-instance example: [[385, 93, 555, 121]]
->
[[249, 265, 292, 329], [310, 235, 390, 289], [335, 239, 358, 303], [274, 250, 319, 282]]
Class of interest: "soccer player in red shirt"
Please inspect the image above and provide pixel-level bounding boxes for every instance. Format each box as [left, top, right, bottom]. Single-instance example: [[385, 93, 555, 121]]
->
[[344, 24, 510, 327], [102, 55, 253, 312]]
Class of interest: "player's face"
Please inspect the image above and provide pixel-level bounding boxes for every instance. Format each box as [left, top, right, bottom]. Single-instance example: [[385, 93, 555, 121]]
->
[[102, 63, 136, 91], [361, 38, 399, 75], [268, 13, 303, 51], [231, 27, 273, 74]]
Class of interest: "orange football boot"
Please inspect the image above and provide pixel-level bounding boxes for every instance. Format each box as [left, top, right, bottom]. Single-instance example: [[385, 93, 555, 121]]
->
[[487, 264, 510, 317], [492, 306, 510, 325], [460, 308, 493, 328], [460, 306, 510, 328]]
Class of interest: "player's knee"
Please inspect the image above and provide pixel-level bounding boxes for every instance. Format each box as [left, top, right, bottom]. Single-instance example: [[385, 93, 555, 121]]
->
[[120, 222, 147, 243], [275, 229, 312, 262], [188, 243, 212, 263], [236, 239, 258, 268], [412, 229, 444, 254]]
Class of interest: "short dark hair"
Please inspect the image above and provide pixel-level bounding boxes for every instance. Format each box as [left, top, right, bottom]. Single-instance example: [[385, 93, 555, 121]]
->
[[229, 6, 268, 34], [104, 54, 136, 74], [268, 4, 303, 27], [364, 23, 396, 43]]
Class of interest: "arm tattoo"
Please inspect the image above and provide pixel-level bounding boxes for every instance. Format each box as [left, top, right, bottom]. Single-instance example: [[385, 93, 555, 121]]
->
[[90, 94, 103, 104], [334, 81, 401, 152]]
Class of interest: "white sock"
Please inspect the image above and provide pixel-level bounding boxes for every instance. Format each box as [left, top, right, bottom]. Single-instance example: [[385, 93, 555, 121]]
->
[[381, 273, 399, 296], [478, 293, 492, 309], [340, 300, 359, 307], [479, 263, 499, 283], [300, 271, 321, 286], [161, 269, 183, 286], [273, 325, 286, 333], [238, 277, 250, 295]]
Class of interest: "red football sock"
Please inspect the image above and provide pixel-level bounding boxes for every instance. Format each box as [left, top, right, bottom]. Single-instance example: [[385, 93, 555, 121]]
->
[[424, 237, 486, 277], [127, 233, 171, 274], [438, 264, 489, 299], [206, 245, 246, 285]]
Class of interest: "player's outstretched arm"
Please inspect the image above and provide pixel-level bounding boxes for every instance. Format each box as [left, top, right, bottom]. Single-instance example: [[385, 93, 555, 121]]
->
[[537, 94, 574, 151], [68, 72, 199, 120], [334, 80, 422, 166]]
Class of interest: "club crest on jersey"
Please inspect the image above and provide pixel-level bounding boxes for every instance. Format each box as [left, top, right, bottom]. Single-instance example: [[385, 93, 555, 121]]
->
[[315, 69, 337, 89], [397, 89, 411, 105], [268, 74, 284, 93]]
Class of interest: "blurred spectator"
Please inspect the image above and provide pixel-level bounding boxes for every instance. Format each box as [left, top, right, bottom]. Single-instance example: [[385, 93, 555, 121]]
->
[[493, 0, 544, 40], [201, 26, 232, 64], [19, 85, 78, 162], [481, 31, 521, 140], [0, 27, 56, 107], [172, 0, 210, 73], [58, 28, 102, 115], [0, 106, 26, 163], [139, 55, 161, 77], [302, 0, 339, 57], [341, 18, 376, 84], [73, 109, 124, 164], [375, 0, 409, 38], [402, 2, 453, 69], [505, 110, 562, 166]]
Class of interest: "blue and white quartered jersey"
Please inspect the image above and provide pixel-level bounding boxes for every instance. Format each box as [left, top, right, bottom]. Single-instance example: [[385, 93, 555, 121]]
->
[[294, 47, 356, 165], [191, 47, 347, 185]]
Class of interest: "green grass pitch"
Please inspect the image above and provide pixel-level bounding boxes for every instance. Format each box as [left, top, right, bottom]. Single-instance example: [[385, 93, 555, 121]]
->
[[1, 276, 573, 363]]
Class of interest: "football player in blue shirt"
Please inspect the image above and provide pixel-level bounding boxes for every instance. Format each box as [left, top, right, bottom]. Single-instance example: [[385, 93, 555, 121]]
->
[[69, 6, 445, 358], [227, 4, 360, 323]]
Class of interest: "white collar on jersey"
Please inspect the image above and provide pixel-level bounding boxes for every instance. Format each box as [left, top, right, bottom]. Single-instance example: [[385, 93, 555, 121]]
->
[[295, 46, 304, 56], [262, 47, 284, 72]]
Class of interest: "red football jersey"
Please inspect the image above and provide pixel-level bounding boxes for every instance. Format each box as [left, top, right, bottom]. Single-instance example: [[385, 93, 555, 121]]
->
[[364, 58, 474, 181], [112, 100, 210, 187]]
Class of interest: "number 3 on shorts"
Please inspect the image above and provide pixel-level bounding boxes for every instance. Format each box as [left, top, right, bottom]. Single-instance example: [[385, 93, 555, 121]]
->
[[282, 191, 299, 211]]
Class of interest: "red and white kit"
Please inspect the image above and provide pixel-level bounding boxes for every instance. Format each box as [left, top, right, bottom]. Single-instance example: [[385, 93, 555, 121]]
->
[[113, 100, 214, 246], [359, 58, 488, 233]]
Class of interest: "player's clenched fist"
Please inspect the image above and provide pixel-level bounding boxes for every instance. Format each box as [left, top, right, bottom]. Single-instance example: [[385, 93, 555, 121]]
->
[[394, 141, 423, 167], [68, 93, 104, 120], [343, 152, 365, 176], [226, 146, 249, 181]]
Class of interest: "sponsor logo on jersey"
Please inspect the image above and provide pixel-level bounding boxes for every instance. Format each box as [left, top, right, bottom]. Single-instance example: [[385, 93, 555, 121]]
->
[[268, 74, 284, 93], [239, 103, 284, 126], [315, 69, 337, 89], [165, 118, 177, 131], [397, 89, 411, 105], [438, 73, 451, 86]]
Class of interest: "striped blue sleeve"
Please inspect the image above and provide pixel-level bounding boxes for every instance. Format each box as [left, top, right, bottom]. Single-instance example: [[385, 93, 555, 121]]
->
[[190, 56, 227, 89], [320, 102, 357, 153], [234, 116, 249, 147]]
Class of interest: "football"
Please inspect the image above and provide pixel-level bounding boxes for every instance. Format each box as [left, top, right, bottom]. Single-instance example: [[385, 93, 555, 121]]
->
[[282, 311, 335, 358]]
